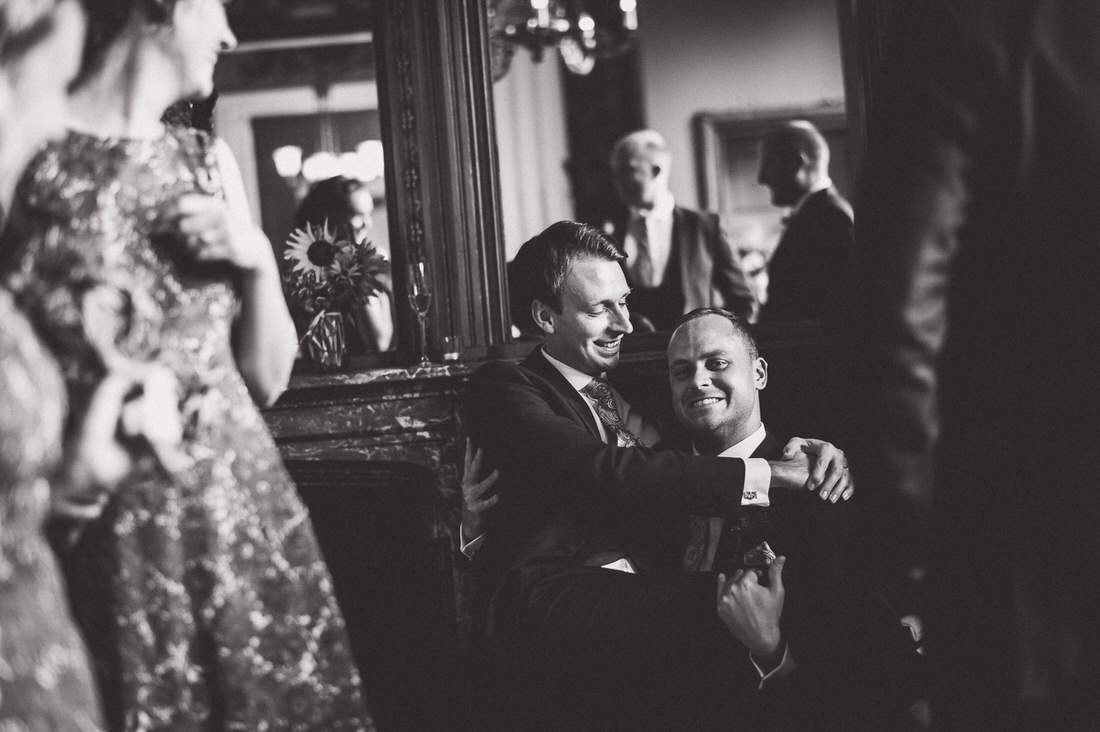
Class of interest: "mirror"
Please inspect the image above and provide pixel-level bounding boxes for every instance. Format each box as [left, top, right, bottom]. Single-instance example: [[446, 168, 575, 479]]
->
[[491, 0, 850, 332], [213, 1, 397, 357]]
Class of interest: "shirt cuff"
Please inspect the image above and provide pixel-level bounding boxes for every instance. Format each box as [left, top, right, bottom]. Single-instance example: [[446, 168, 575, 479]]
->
[[459, 525, 485, 559], [741, 458, 771, 506], [751, 644, 797, 689]]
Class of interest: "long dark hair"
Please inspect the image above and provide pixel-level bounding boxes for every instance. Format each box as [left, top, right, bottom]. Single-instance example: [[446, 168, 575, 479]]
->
[[294, 176, 366, 232]]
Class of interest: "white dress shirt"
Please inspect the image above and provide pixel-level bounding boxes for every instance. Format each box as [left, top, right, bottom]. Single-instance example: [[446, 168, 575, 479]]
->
[[622, 189, 676, 287], [699, 424, 797, 685], [690, 423, 770, 572]]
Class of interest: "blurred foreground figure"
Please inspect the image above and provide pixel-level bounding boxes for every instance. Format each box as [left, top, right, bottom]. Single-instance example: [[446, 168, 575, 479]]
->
[[0, 0, 138, 728], [3, 0, 372, 728], [842, 1, 1100, 729]]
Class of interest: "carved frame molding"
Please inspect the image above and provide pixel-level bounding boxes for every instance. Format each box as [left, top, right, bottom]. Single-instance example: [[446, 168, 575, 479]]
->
[[375, 0, 511, 364]]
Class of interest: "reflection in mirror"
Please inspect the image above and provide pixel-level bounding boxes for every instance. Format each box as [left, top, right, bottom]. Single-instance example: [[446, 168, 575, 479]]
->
[[213, 3, 396, 359], [492, 0, 848, 332]]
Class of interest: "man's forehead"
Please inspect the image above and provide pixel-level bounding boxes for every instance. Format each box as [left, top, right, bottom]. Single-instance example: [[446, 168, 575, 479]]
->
[[562, 257, 629, 300], [668, 316, 746, 359]]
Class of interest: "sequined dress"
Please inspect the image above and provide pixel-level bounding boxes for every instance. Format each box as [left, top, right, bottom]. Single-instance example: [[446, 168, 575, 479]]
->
[[4, 128, 373, 731], [0, 290, 103, 731]]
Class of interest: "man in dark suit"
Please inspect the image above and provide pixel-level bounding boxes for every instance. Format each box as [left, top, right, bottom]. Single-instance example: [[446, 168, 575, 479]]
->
[[840, 1, 1100, 728], [464, 221, 852, 727], [649, 308, 924, 728], [608, 129, 755, 329], [756, 120, 854, 323], [645, 308, 852, 577]]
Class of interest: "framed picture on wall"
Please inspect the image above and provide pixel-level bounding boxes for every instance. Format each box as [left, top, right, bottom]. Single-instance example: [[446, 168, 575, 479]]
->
[[693, 105, 848, 259]]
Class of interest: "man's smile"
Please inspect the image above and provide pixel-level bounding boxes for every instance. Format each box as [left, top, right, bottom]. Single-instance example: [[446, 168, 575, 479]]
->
[[594, 338, 622, 352]]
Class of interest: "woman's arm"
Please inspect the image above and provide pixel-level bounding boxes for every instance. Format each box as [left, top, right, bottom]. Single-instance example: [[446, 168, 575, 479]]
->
[[177, 139, 297, 406]]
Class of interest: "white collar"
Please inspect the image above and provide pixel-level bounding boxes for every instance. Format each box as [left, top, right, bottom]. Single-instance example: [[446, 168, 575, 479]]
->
[[694, 423, 768, 459], [789, 177, 832, 218], [541, 346, 605, 393], [630, 189, 676, 222]]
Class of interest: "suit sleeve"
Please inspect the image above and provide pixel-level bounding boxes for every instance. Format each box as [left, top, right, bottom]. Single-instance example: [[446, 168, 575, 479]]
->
[[463, 361, 748, 523], [708, 213, 756, 320]]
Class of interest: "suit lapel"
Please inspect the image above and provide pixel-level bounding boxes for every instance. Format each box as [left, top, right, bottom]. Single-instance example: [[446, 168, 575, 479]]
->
[[752, 432, 781, 460], [674, 207, 711, 310], [522, 348, 602, 439]]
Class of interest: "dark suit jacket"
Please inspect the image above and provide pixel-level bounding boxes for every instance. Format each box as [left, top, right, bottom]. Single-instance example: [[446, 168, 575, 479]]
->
[[759, 187, 854, 323], [463, 348, 753, 579], [629, 432, 852, 579], [842, 0, 1100, 722], [613, 205, 754, 327]]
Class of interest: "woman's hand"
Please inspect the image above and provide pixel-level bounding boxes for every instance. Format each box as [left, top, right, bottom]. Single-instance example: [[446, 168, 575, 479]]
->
[[461, 438, 499, 541], [172, 193, 273, 274], [52, 371, 139, 521]]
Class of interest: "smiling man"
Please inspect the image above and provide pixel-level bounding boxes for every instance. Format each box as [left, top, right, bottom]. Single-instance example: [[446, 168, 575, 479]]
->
[[656, 309, 925, 727], [463, 220, 852, 727], [661, 309, 856, 580]]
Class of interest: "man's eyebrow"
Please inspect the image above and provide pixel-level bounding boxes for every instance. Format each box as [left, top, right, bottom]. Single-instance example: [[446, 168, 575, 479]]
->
[[669, 348, 730, 367], [589, 289, 632, 307]]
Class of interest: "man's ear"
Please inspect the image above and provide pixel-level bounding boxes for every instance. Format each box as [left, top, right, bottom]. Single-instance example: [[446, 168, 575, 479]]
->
[[531, 299, 555, 335], [754, 357, 768, 390]]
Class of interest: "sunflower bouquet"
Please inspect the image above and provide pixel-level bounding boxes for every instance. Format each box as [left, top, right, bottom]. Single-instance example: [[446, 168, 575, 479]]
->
[[282, 220, 388, 368]]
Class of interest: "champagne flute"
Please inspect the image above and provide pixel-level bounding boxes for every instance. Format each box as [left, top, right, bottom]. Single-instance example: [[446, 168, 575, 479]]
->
[[407, 260, 432, 365]]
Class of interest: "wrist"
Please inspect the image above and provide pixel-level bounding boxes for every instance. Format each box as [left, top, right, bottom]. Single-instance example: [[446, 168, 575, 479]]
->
[[749, 634, 784, 673], [461, 524, 480, 542], [241, 250, 278, 282], [767, 460, 799, 489], [238, 227, 277, 277]]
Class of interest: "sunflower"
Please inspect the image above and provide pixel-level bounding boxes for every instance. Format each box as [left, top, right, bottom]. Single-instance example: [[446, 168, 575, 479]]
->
[[284, 220, 342, 279]]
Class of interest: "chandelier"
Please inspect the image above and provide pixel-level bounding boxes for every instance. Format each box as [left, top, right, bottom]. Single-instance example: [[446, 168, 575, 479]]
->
[[488, 0, 639, 79]]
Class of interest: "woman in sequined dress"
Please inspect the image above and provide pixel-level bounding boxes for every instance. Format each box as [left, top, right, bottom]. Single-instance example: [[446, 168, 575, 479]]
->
[[3, 0, 373, 729], [0, 0, 144, 729]]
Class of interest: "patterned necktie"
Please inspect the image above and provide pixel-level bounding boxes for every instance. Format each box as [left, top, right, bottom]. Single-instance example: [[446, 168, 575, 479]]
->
[[581, 378, 642, 448], [630, 217, 654, 287]]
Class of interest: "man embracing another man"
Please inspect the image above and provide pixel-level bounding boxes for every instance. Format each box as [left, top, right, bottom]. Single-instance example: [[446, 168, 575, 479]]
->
[[463, 221, 920, 729]]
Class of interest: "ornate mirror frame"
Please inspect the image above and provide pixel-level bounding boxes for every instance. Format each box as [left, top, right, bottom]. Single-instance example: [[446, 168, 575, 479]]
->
[[374, 0, 514, 364]]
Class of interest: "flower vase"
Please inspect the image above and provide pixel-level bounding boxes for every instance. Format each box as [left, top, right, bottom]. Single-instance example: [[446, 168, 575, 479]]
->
[[304, 311, 347, 370]]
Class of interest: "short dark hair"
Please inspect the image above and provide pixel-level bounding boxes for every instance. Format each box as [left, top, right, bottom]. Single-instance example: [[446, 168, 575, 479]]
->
[[511, 220, 624, 315], [0, 0, 59, 64], [673, 307, 759, 359], [77, 0, 177, 88]]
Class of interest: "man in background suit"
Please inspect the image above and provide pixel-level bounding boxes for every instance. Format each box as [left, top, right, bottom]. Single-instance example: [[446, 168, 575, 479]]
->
[[757, 120, 854, 323], [608, 129, 755, 329], [463, 221, 851, 727]]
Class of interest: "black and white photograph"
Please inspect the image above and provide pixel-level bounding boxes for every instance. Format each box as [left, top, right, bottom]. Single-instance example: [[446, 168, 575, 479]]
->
[[1, 1, 1097, 730]]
